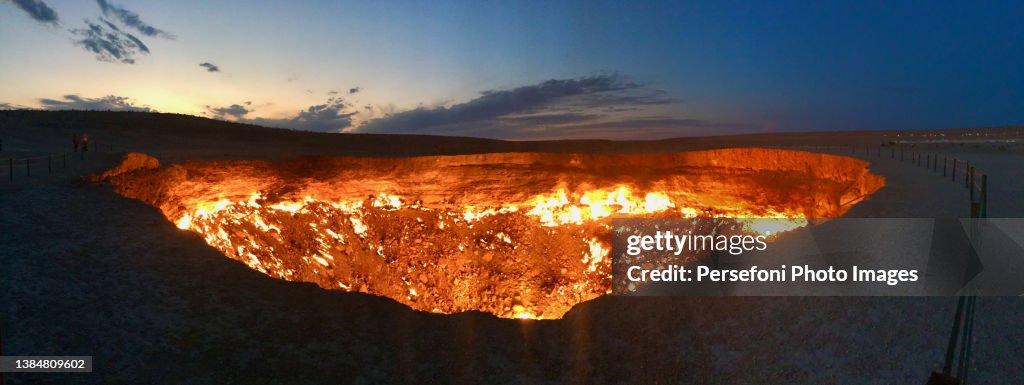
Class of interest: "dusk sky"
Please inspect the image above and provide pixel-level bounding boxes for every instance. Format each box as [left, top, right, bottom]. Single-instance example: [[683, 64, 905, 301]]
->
[[2, 0, 1023, 139]]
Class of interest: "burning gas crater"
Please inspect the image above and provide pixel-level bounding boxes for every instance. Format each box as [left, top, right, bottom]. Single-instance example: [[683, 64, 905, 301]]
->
[[105, 149, 884, 319]]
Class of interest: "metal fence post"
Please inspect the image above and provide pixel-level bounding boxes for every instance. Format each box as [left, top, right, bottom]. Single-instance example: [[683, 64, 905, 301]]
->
[[965, 161, 970, 187], [952, 159, 957, 181], [981, 174, 988, 218], [942, 295, 967, 376], [8, 158, 12, 181], [969, 167, 975, 201], [959, 294, 977, 384], [943, 157, 947, 176]]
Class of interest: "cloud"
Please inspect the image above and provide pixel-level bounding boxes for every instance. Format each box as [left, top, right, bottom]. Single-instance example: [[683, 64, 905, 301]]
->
[[8, 0, 169, 63], [553, 117, 742, 137], [206, 103, 251, 119], [347, 74, 748, 139], [95, 0, 173, 39], [70, 18, 150, 64], [498, 113, 601, 126], [10, 0, 59, 24], [356, 74, 678, 137], [240, 97, 358, 133], [0, 101, 30, 110], [484, 117, 742, 140], [38, 94, 153, 111], [348, 87, 361, 94], [570, 117, 730, 130], [199, 62, 220, 72]]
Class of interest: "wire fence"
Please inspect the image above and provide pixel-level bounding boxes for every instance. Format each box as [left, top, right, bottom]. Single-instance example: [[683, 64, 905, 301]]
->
[[0, 142, 209, 184], [793, 143, 990, 219], [1, 152, 84, 181], [0, 141, 123, 182], [796, 143, 988, 385]]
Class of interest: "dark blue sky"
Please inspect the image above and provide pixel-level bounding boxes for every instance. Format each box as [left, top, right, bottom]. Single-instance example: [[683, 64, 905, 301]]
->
[[2, 0, 1023, 139]]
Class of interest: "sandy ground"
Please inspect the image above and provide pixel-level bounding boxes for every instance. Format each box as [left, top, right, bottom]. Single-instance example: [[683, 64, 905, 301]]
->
[[2, 111, 1024, 384]]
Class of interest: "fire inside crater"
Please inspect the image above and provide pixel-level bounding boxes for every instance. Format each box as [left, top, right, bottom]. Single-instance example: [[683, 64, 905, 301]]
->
[[104, 149, 884, 319]]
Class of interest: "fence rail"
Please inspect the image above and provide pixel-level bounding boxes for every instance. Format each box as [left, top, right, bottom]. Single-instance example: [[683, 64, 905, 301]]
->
[[795, 143, 990, 385], [0, 140, 201, 183], [795, 144, 990, 219], [0, 143, 115, 181]]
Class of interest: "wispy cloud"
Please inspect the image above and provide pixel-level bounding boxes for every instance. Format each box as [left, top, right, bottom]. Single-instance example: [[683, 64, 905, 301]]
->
[[7, 0, 170, 64], [498, 112, 600, 126], [199, 62, 220, 72], [239, 97, 358, 133], [70, 18, 149, 64], [544, 117, 743, 139], [9, 0, 59, 25], [206, 102, 251, 119], [0, 101, 31, 110], [95, 0, 173, 39], [38, 94, 153, 111], [355, 74, 687, 138]]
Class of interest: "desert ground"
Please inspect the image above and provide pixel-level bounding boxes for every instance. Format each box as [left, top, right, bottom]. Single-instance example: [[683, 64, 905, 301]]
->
[[2, 111, 1023, 384]]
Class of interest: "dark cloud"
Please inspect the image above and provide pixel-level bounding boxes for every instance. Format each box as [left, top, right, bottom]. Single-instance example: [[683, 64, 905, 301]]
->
[[357, 74, 677, 137], [561, 118, 743, 139], [95, 0, 173, 39], [503, 117, 743, 140], [498, 113, 601, 126], [0, 102, 28, 110], [38, 94, 153, 111], [240, 97, 357, 133], [10, 0, 59, 24], [348, 74, 747, 139], [569, 117, 732, 131], [564, 88, 675, 109], [207, 103, 251, 119], [199, 62, 220, 72], [348, 87, 361, 94], [9, 0, 167, 63], [70, 18, 149, 63]]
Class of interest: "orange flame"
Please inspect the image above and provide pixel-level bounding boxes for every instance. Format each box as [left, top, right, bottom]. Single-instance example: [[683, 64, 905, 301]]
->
[[171, 185, 810, 319], [108, 150, 885, 319]]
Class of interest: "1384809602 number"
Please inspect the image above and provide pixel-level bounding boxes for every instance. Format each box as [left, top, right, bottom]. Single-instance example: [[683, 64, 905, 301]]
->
[[15, 359, 86, 369]]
